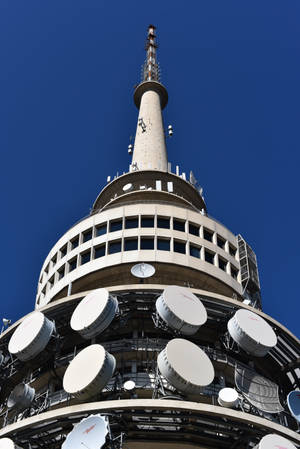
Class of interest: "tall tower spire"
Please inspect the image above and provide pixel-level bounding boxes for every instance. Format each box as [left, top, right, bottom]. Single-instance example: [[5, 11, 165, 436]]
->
[[131, 25, 169, 172]]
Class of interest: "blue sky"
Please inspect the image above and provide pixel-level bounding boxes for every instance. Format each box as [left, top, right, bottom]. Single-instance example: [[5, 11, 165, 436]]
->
[[0, 1, 299, 337]]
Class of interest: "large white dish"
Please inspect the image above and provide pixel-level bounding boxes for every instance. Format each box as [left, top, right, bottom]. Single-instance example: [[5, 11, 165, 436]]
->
[[157, 338, 214, 394], [131, 263, 155, 278], [253, 433, 296, 449], [62, 414, 108, 449], [70, 289, 118, 339], [218, 387, 239, 408], [0, 439, 23, 449], [287, 390, 300, 423], [7, 383, 35, 411], [156, 286, 207, 335], [227, 309, 277, 357], [63, 344, 116, 400], [8, 312, 54, 361]]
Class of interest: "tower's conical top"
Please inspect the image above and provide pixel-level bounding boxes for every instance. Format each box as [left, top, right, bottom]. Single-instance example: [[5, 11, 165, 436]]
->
[[131, 25, 168, 172]]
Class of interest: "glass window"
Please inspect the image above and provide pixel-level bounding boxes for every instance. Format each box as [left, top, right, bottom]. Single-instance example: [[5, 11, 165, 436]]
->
[[124, 238, 138, 251], [108, 240, 121, 254], [110, 220, 122, 232], [51, 254, 57, 265], [173, 219, 185, 232], [69, 257, 77, 272], [141, 237, 154, 250], [219, 257, 227, 271], [96, 223, 107, 237], [95, 244, 105, 258], [157, 217, 170, 229], [83, 229, 93, 243], [44, 263, 49, 274], [71, 237, 79, 250], [60, 245, 67, 258], [231, 266, 238, 280], [49, 276, 54, 289], [190, 244, 200, 258], [229, 245, 237, 257], [189, 223, 199, 236], [125, 217, 139, 229], [81, 251, 91, 265], [203, 229, 213, 242], [217, 236, 226, 249], [157, 238, 170, 251], [174, 240, 186, 254], [141, 216, 154, 228], [58, 266, 65, 280], [205, 250, 214, 264]]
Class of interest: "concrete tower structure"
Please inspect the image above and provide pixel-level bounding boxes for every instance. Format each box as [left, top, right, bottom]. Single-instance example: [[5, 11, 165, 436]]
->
[[0, 25, 299, 449]]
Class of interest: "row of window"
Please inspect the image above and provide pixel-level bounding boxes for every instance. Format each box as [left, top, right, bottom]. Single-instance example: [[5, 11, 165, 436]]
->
[[40, 236, 239, 298], [41, 216, 237, 282]]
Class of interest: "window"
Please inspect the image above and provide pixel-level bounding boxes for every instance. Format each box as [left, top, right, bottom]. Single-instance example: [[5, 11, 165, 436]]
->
[[96, 223, 107, 237], [44, 263, 49, 274], [51, 254, 57, 266], [108, 240, 121, 254], [141, 216, 154, 228], [109, 220, 122, 233], [82, 229, 93, 243], [124, 238, 138, 251], [68, 257, 77, 272], [125, 217, 138, 229], [203, 229, 213, 242], [157, 217, 170, 229], [71, 237, 79, 250], [190, 244, 200, 259], [219, 257, 227, 271], [231, 266, 238, 280], [95, 244, 105, 258], [174, 240, 186, 254], [60, 245, 67, 258], [157, 238, 170, 251], [81, 251, 91, 265], [58, 266, 65, 280], [217, 236, 226, 250], [205, 250, 214, 264], [48, 276, 54, 289], [140, 237, 154, 250], [173, 219, 185, 232], [189, 223, 199, 236], [229, 244, 237, 257]]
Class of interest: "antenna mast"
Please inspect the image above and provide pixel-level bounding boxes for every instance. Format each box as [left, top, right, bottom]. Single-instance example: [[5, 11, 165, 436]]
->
[[143, 24, 160, 82]]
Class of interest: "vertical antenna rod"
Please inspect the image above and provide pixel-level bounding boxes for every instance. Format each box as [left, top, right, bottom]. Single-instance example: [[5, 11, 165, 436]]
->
[[143, 24, 159, 82]]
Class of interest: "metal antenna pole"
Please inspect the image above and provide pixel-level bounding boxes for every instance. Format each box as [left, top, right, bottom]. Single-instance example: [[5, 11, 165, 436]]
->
[[143, 25, 159, 82]]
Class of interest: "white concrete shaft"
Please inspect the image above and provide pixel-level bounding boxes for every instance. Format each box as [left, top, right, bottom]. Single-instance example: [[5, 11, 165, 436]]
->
[[132, 89, 167, 171]]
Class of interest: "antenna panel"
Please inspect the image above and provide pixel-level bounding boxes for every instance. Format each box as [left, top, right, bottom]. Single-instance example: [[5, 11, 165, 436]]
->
[[62, 414, 108, 449], [218, 388, 239, 408], [123, 183, 133, 192], [253, 434, 296, 449], [70, 289, 118, 339], [287, 390, 300, 422], [131, 263, 155, 278], [7, 383, 35, 411], [0, 439, 23, 449], [156, 286, 207, 335], [227, 309, 277, 356], [63, 344, 115, 400], [8, 312, 54, 361], [158, 338, 214, 394]]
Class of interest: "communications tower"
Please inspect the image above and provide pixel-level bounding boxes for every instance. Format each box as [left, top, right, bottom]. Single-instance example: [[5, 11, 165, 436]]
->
[[0, 25, 299, 449]]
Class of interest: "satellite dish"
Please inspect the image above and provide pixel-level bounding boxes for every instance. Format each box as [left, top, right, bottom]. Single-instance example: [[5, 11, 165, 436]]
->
[[218, 388, 238, 408], [123, 183, 133, 192], [0, 439, 23, 449], [253, 433, 297, 449], [156, 286, 207, 335], [70, 289, 118, 339], [235, 366, 283, 414], [287, 390, 300, 423], [63, 344, 116, 400], [8, 312, 55, 361], [227, 309, 277, 357], [157, 338, 215, 394], [62, 414, 108, 449], [131, 263, 155, 278], [123, 380, 136, 391], [7, 383, 35, 411]]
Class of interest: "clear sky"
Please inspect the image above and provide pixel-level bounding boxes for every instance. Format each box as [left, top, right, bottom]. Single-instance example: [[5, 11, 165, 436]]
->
[[0, 1, 299, 337]]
